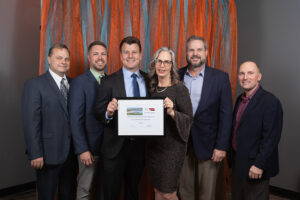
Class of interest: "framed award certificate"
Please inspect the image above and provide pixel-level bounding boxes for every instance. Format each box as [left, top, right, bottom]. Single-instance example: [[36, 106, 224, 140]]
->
[[117, 98, 164, 136]]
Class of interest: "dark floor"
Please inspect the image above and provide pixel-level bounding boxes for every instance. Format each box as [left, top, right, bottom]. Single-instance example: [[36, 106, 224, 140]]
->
[[0, 188, 35, 200], [0, 189, 291, 200]]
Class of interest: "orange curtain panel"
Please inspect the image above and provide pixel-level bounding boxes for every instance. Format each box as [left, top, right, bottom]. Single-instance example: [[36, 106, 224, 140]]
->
[[39, 0, 237, 95]]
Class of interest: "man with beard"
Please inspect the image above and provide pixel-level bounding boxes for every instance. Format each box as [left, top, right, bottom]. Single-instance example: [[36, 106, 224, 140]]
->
[[178, 36, 233, 200], [69, 41, 107, 199]]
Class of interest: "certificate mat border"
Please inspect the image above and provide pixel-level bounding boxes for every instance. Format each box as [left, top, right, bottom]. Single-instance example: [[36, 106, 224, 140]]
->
[[117, 97, 165, 137]]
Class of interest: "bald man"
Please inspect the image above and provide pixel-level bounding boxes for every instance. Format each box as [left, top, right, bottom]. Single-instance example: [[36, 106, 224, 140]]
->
[[230, 61, 283, 200]]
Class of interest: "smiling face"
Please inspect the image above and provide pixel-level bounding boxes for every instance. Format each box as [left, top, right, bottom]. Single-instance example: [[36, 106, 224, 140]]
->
[[186, 39, 208, 69], [88, 44, 107, 73], [155, 51, 172, 80], [120, 43, 142, 72], [47, 48, 70, 77], [238, 61, 262, 95]]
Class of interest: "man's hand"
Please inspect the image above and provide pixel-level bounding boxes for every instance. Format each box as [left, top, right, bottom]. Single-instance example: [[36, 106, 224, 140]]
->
[[211, 149, 226, 162], [79, 151, 94, 166], [107, 98, 118, 118], [249, 165, 263, 179], [164, 97, 175, 118], [31, 157, 44, 169]]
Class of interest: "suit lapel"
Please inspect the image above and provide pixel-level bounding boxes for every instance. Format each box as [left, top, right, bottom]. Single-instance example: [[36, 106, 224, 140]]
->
[[140, 70, 150, 96], [238, 87, 263, 127], [86, 70, 98, 85], [116, 69, 127, 97], [179, 66, 187, 80], [233, 95, 242, 123], [195, 66, 213, 114], [45, 71, 68, 115]]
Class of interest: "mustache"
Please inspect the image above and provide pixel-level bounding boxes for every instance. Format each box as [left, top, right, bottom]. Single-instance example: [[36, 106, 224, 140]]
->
[[96, 59, 105, 63], [190, 56, 201, 59]]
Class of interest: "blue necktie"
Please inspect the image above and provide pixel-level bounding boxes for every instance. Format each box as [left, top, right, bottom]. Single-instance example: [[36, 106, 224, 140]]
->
[[131, 73, 140, 97]]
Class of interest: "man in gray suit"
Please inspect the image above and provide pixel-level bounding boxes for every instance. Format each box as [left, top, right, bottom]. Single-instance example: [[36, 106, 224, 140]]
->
[[22, 44, 77, 200]]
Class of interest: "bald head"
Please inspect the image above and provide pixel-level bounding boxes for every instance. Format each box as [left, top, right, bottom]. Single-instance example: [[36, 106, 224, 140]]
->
[[238, 61, 262, 96], [240, 61, 260, 72]]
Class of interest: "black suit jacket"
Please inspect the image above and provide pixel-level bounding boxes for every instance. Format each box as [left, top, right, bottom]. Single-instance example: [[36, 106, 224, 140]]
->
[[179, 66, 233, 160], [22, 71, 72, 165], [95, 68, 149, 159], [69, 70, 104, 156], [232, 86, 283, 180]]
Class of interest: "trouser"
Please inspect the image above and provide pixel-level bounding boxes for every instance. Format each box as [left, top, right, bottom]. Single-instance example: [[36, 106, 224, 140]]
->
[[102, 139, 145, 200], [231, 162, 269, 200], [179, 150, 220, 200], [76, 156, 103, 200], [36, 152, 77, 200]]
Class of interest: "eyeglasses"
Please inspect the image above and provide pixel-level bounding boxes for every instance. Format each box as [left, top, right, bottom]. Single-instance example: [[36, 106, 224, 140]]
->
[[155, 59, 172, 66]]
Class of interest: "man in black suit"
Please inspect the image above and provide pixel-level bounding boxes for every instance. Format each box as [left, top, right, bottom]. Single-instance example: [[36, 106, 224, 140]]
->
[[95, 36, 149, 200], [22, 44, 77, 200], [178, 35, 233, 200], [69, 41, 107, 199], [231, 61, 283, 200]]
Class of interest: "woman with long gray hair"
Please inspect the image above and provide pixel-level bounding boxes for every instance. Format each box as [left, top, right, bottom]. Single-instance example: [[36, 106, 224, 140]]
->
[[146, 47, 193, 200]]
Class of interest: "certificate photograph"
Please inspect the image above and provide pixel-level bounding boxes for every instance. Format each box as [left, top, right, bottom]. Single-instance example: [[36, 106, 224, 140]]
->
[[118, 98, 164, 136]]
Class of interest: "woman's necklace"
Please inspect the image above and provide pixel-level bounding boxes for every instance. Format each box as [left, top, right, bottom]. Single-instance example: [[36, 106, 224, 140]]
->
[[156, 86, 168, 93]]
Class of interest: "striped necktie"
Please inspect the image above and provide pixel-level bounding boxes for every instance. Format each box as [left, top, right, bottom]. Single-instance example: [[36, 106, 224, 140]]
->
[[60, 78, 68, 103]]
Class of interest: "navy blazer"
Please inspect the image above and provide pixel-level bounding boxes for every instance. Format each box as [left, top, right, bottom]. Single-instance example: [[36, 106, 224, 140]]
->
[[232, 87, 283, 180], [69, 70, 104, 156], [22, 71, 72, 165], [179, 66, 233, 160], [95, 69, 150, 159]]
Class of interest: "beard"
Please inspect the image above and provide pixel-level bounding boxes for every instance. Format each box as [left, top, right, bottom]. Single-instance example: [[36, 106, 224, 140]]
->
[[187, 56, 206, 68]]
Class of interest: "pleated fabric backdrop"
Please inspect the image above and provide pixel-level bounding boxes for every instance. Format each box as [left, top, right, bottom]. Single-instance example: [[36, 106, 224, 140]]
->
[[39, 0, 237, 95], [39, 1, 236, 199]]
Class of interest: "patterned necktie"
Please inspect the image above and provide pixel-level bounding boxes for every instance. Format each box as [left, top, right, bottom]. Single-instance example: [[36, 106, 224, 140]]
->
[[131, 73, 140, 97], [60, 78, 68, 103]]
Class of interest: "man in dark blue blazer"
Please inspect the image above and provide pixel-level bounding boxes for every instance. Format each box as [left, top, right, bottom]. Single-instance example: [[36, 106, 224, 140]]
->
[[178, 36, 233, 200], [22, 44, 77, 200], [69, 41, 107, 199], [231, 61, 283, 200]]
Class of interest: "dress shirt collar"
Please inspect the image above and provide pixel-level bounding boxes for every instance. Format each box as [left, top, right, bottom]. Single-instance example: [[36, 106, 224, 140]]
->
[[90, 67, 105, 84], [49, 68, 69, 89], [122, 66, 142, 79], [241, 85, 260, 102], [186, 64, 205, 78]]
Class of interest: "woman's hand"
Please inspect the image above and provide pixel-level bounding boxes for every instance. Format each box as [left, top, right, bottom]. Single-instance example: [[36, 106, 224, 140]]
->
[[164, 97, 175, 118]]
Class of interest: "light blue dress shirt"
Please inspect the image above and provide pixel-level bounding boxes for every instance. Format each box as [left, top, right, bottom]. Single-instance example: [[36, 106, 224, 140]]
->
[[122, 67, 146, 97], [105, 67, 147, 120], [183, 66, 205, 116]]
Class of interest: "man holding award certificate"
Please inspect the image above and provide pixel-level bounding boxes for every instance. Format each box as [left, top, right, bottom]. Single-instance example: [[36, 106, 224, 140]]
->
[[95, 36, 149, 200]]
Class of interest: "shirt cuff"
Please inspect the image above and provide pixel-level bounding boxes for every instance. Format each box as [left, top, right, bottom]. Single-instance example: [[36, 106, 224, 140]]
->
[[105, 112, 113, 121]]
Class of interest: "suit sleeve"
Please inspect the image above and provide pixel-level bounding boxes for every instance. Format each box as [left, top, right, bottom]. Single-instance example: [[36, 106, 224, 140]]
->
[[69, 79, 89, 155], [254, 97, 283, 170], [21, 79, 43, 160], [215, 73, 233, 151]]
